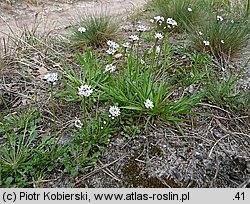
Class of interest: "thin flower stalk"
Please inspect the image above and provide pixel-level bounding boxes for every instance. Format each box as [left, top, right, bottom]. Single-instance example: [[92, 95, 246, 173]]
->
[[0, 107, 11, 145], [50, 84, 57, 140], [156, 32, 167, 69], [81, 98, 87, 125], [0, 94, 17, 126]]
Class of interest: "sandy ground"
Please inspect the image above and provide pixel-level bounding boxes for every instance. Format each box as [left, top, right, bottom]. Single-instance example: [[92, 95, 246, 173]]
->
[[0, 0, 146, 39]]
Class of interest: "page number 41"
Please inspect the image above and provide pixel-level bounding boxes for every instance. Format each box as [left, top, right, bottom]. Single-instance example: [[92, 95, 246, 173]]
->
[[234, 192, 245, 201]]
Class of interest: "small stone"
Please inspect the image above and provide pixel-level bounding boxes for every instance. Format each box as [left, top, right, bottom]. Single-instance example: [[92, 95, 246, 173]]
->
[[213, 129, 224, 138], [114, 53, 123, 59]]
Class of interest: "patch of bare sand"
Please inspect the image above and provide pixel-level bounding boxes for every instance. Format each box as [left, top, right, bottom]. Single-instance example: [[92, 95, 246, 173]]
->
[[0, 0, 146, 38]]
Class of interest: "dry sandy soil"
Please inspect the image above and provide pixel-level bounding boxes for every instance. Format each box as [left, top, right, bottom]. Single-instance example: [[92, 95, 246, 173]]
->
[[0, 0, 146, 39]]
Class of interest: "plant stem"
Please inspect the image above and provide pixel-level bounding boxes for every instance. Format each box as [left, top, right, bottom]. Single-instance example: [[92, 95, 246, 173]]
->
[[247, 0, 250, 17], [81, 98, 87, 125], [150, 39, 158, 71], [156, 33, 166, 70], [0, 110, 11, 144], [135, 32, 142, 79], [50, 84, 58, 158], [50, 84, 57, 139], [0, 95, 17, 125]]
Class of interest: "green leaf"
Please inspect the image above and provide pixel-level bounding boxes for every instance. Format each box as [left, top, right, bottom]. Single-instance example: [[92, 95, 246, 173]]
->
[[5, 177, 14, 186], [121, 106, 143, 111]]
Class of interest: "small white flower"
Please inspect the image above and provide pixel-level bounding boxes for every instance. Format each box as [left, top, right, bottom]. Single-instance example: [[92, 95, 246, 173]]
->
[[144, 99, 154, 109], [188, 7, 192, 12], [166, 18, 178, 27], [107, 40, 113, 46], [203, 40, 210, 46], [107, 40, 119, 49], [43, 73, 58, 84], [217, 15, 223, 21], [74, 118, 83, 128], [78, 84, 93, 97], [104, 64, 116, 73], [150, 19, 154, 23], [187, 84, 194, 94], [106, 48, 117, 55], [129, 35, 139, 41], [198, 31, 203, 36], [122, 42, 130, 48], [78, 27, 86, 33], [154, 32, 163, 40], [137, 25, 147, 32], [140, 59, 145, 64], [221, 40, 225, 44], [109, 106, 120, 118], [154, 16, 164, 24]]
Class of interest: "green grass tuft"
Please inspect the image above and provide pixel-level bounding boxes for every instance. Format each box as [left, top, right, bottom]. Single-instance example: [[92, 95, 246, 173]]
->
[[188, 15, 250, 56], [148, 0, 206, 32], [70, 14, 119, 48]]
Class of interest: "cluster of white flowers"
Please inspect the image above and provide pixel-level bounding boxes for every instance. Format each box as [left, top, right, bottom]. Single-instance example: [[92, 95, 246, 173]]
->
[[188, 7, 192, 12], [106, 40, 120, 55], [217, 15, 223, 21], [144, 99, 154, 109], [198, 31, 203, 36], [151, 16, 177, 29], [109, 106, 121, 119], [43, 73, 58, 84], [129, 35, 139, 41], [78, 27, 86, 33], [166, 18, 178, 28], [104, 64, 116, 73], [154, 32, 163, 40], [78, 84, 93, 97], [153, 16, 165, 25], [203, 40, 210, 46], [137, 25, 147, 32], [106, 49, 117, 55], [221, 40, 225, 44], [107, 40, 119, 49], [122, 42, 130, 49]]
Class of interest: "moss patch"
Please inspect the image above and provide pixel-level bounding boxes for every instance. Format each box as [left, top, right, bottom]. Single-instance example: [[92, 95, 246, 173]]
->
[[122, 159, 182, 188]]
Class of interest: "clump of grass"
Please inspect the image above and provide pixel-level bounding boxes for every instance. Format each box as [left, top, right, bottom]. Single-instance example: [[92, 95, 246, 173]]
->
[[208, 0, 249, 18], [208, 0, 231, 9], [205, 76, 250, 111], [0, 17, 64, 74], [0, 107, 57, 187], [148, 0, 205, 31], [247, 0, 250, 17], [64, 116, 114, 175], [188, 15, 250, 56], [70, 14, 119, 48]]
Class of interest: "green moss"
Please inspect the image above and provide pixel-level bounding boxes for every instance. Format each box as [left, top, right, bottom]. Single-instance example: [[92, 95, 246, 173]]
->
[[122, 159, 182, 188], [149, 146, 163, 157]]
